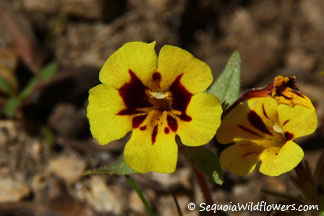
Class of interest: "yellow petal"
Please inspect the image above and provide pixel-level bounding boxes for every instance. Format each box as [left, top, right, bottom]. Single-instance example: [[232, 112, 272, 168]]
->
[[278, 103, 318, 139], [272, 76, 314, 109], [216, 102, 264, 144], [99, 41, 157, 89], [157, 45, 212, 94], [87, 84, 132, 145], [259, 141, 304, 176], [219, 141, 262, 176], [247, 96, 278, 127], [124, 111, 177, 173], [177, 92, 222, 146]]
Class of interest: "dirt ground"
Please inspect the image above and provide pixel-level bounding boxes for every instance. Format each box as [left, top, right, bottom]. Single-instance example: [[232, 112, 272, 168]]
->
[[0, 0, 323, 215]]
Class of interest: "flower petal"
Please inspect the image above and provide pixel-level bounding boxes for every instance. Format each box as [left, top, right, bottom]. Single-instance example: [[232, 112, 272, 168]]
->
[[157, 45, 212, 94], [216, 102, 263, 144], [87, 84, 132, 145], [177, 92, 222, 146], [259, 141, 304, 176], [272, 76, 315, 109], [219, 141, 262, 176], [99, 41, 157, 89], [247, 96, 278, 127], [278, 103, 318, 139], [124, 111, 178, 173]]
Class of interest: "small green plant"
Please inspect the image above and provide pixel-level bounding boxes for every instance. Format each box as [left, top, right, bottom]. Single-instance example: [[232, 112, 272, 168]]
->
[[0, 62, 57, 117]]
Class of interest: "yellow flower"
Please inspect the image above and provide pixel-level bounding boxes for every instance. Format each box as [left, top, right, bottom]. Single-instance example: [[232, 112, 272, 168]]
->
[[87, 41, 222, 174], [217, 76, 318, 176]]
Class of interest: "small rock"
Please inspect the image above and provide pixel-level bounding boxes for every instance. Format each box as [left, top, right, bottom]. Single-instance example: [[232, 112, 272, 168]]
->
[[0, 120, 18, 144], [0, 176, 30, 202], [48, 154, 86, 183], [74, 176, 127, 214]]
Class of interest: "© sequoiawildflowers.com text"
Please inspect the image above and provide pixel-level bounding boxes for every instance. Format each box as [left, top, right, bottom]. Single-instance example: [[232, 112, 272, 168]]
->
[[187, 201, 319, 213]]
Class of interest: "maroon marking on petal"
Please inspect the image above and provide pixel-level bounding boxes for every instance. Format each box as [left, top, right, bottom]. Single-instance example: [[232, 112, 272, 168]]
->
[[167, 115, 178, 132], [178, 114, 192, 122], [242, 152, 260, 158], [283, 119, 290, 126], [117, 109, 145, 115], [248, 111, 272, 136], [262, 104, 269, 119], [294, 91, 305, 98], [140, 125, 147, 131], [132, 115, 147, 128], [152, 125, 158, 144], [285, 132, 294, 140], [238, 125, 262, 137], [119, 69, 152, 110], [152, 72, 161, 81], [169, 74, 192, 122], [164, 127, 170, 134]]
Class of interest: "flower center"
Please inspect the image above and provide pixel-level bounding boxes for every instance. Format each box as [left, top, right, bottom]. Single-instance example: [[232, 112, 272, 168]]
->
[[116, 69, 193, 144], [150, 90, 169, 99], [148, 90, 172, 111], [272, 123, 283, 134]]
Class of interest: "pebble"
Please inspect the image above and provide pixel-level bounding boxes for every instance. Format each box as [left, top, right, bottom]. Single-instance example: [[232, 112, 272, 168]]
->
[[48, 154, 86, 183], [0, 176, 30, 202]]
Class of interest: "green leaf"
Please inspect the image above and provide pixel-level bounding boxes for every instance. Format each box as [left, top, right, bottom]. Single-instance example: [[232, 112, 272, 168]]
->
[[182, 146, 223, 185], [19, 62, 57, 100], [84, 156, 136, 176], [208, 51, 241, 107], [4, 97, 21, 117], [19, 77, 37, 100], [0, 76, 12, 95], [40, 62, 57, 81]]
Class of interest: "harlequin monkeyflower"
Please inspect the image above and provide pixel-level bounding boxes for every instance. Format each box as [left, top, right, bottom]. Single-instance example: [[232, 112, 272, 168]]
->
[[87, 41, 222, 174], [217, 76, 318, 176]]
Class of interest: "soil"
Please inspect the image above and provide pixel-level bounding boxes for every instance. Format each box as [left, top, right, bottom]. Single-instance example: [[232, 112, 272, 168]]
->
[[0, 0, 323, 216]]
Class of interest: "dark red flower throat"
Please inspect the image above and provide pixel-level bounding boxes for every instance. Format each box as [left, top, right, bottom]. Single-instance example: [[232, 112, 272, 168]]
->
[[117, 69, 192, 144]]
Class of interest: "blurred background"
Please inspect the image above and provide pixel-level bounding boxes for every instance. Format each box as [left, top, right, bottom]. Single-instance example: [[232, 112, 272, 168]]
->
[[0, 0, 323, 215]]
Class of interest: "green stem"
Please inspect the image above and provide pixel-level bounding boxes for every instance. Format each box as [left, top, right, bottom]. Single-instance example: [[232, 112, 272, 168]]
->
[[125, 175, 154, 216]]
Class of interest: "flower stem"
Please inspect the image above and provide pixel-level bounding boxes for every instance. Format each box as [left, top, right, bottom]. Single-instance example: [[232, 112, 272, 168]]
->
[[125, 175, 154, 216], [192, 165, 215, 215]]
